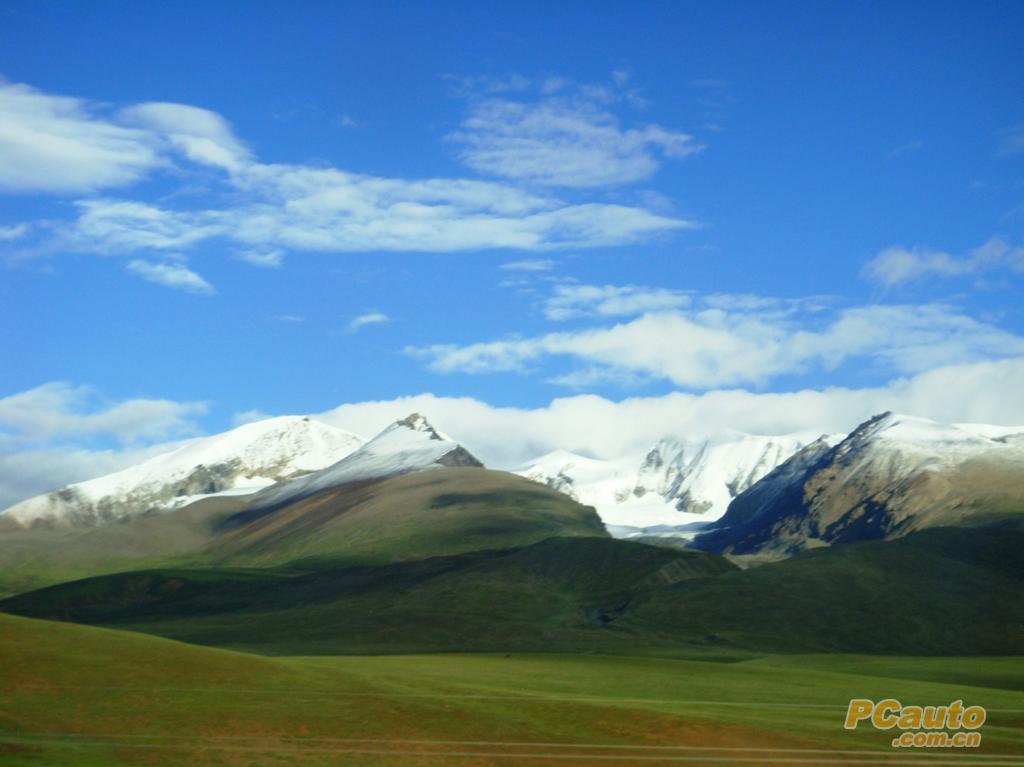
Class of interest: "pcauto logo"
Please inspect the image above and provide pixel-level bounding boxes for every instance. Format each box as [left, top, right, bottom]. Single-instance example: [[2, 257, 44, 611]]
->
[[844, 699, 986, 749]]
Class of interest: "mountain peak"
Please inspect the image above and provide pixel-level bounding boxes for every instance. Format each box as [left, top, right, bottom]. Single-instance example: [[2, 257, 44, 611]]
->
[[245, 414, 482, 512], [389, 412, 445, 441]]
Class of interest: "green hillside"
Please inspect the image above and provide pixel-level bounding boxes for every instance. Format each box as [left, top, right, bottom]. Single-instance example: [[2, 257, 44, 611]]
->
[[0, 467, 605, 597], [204, 467, 609, 567], [624, 526, 1024, 655], [0, 538, 733, 655], [4, 528, 1021, 657]]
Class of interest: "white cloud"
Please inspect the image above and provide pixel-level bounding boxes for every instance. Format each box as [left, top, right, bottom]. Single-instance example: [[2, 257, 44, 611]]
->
[[545, 283, 691, 320], [409, 296, 1024, 389], [0, 444, 187, 510], [500, 259, 556, 271], [62, 189, 688, 256], [0, 223, 30, 240], [863, 238, 1024, 287], [316, 356, 1024, 467], [0, 80, 163, 194], [119, 101, 251, 172], [0, 382, 206, 448], [0, 383, 206, 507], [232, 409, 273, 427], [449, 83, 702, 188], [6, 358, 1024, 509], [72, 199, 225, 252], [348, 311, 391, 332], [127, 259, 216, 294], [236, 249, 284, 268], [5, 79, 692, 257]]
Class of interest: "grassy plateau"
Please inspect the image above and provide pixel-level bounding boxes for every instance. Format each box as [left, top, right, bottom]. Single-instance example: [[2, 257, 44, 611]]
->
[[2, 612, 1023, 766]]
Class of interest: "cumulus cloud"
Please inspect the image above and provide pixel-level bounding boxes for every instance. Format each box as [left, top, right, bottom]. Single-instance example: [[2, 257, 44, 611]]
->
[[449, 79, 702, 188], [0, 444, 188, 510], [348, 311, 391, 332], [544, 284, 691, 320], [5, 78, 692, 258], [0, 382, 206, 448], [126, 259, 216, 294], [5, 358, 1024, 508], [409, 294, 1024, 389], [315, 356, 1024, 466], [863, 237, 1024, 287]]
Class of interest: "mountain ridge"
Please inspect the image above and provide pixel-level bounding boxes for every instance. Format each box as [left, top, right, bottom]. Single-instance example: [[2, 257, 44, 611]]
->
[[695, 411, 1024, 555], [3, 416, 365, 528]]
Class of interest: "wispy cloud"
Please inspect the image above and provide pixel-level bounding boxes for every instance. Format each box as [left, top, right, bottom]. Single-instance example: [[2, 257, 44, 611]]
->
[[0, 223, 30, 241], [544, 283, 691, 320], [449, 76, 702, 188], [126, 259, 216, 294], [500, 259, 556, 272], [3, 79, 693, 262], [863, 237, 1024, 287], [232, 408, 273, 426], [236, 249, 283, 268], [887, 139, 924, 159], [997, 124, 1024, 157], [348, 311, 391, 332]]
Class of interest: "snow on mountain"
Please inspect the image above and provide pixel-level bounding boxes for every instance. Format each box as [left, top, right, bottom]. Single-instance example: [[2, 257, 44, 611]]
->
[[517, 432, 820, 536], [246, 413, 483, 511], [2, 417, 365, 527], [696, 412, 1024, 555]]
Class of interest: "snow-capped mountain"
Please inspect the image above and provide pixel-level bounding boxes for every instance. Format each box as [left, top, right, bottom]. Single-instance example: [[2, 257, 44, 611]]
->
[[695, 412, 1024, 555], [245, 413, 483, 511], [517, 432, 819, 536], [2, 417, 364, 528]]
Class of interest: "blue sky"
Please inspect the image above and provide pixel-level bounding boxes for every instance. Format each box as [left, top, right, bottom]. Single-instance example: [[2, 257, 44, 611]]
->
[[1, 1, 1024, 500]]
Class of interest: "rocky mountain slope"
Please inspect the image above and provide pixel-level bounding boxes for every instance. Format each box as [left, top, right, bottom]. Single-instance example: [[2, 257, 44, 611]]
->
[[694, 412, 1024, 555], [1, 417, 364, 528]]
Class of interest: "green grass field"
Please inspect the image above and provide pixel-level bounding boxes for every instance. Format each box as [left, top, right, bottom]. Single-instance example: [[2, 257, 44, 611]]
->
[[2, 612, 1022, 766]]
